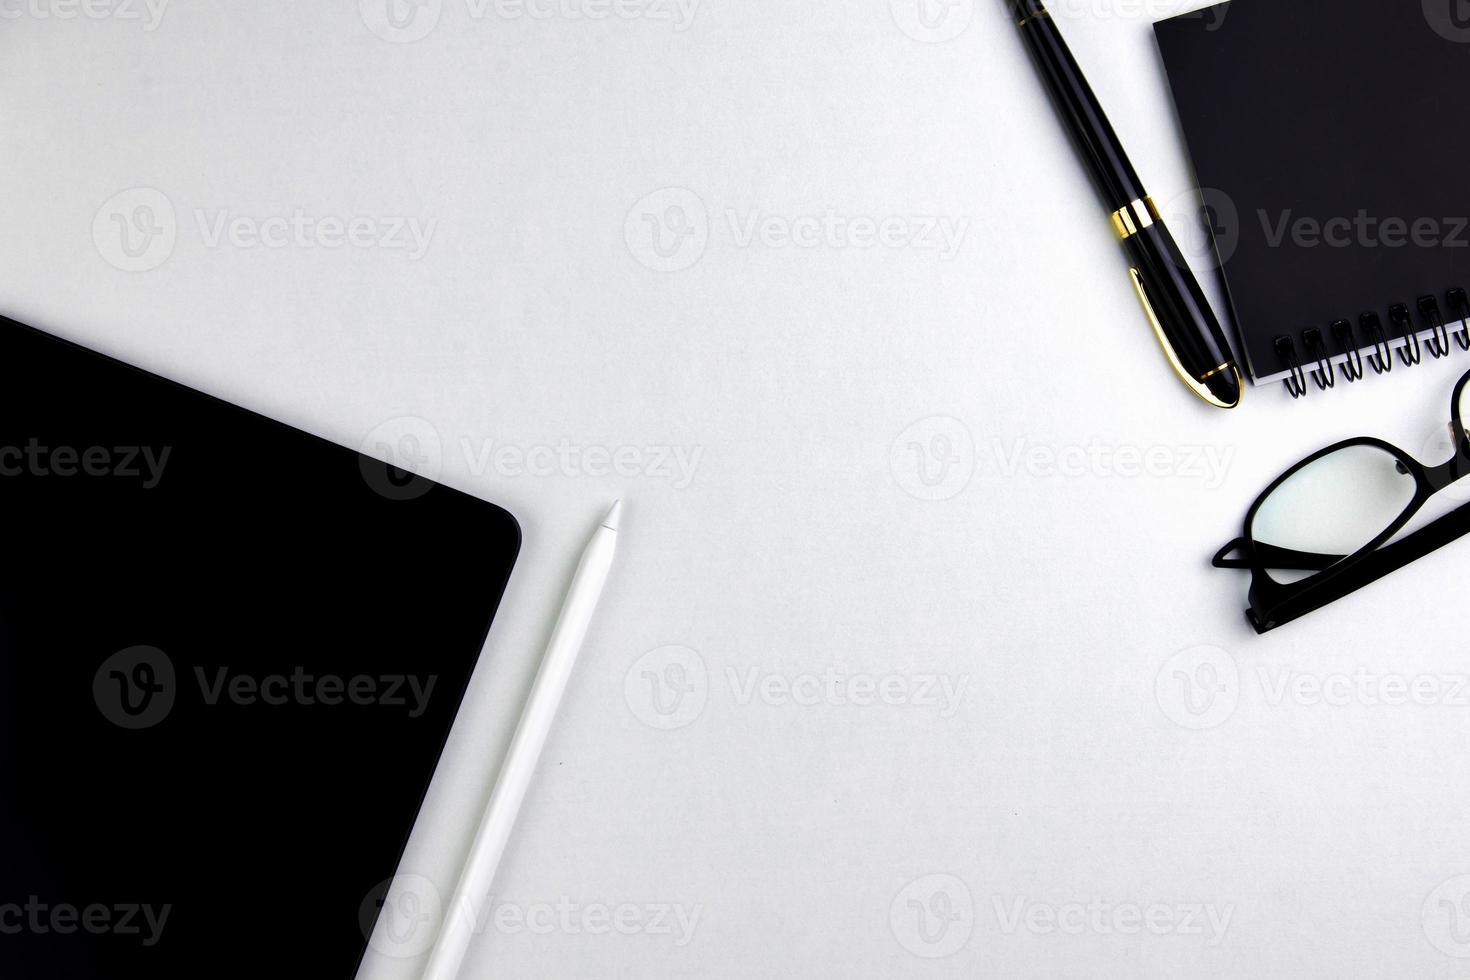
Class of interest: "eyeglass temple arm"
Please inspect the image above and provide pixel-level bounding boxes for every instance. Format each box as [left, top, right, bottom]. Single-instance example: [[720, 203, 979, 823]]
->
[[1212, 537, 1345, 571], [1248, 499, 1470, 633]]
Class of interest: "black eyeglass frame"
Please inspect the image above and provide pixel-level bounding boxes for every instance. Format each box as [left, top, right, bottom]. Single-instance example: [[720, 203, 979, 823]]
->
[[1214, 368, 1470, 633]]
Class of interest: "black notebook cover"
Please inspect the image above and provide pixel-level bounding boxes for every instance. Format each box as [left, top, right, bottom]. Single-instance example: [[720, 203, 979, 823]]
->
[[0, 316, 520, 977], [1154, 0, 1470, 388]]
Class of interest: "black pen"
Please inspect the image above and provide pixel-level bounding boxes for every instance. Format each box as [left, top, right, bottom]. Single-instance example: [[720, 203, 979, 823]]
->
[[1008, 0, 1242, 409]]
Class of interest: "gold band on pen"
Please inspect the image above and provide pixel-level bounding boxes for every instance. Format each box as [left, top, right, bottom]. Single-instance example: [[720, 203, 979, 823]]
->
[[1198, 361, 1234, 381], [1110, 197, 1159, 239], [1016, 7, 1049, 27]]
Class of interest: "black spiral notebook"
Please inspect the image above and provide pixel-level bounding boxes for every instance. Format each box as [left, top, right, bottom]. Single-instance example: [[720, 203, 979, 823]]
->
[[1154, 0, 1470, 397]]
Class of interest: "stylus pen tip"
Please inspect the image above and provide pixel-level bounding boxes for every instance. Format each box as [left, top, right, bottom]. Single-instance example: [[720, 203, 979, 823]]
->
[[601, 499, 622, 531]]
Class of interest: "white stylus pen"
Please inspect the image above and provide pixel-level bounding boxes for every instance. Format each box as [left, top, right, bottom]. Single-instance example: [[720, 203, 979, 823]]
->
[[420, 500, 622, 980]]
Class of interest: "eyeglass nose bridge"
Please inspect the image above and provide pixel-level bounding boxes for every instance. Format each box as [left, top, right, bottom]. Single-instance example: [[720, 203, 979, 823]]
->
[[1423, 432, 1470, 492]]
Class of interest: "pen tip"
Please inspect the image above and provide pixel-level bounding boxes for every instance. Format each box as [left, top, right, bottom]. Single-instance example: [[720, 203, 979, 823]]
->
[[601, 499, 622, 531], [1202, 363, 1243, 409]]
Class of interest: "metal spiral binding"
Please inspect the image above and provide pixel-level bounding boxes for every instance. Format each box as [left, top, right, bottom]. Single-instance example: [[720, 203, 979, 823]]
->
[[1276, 288, 1470, 396], [1302, 328, 1334, 390], [1362, 311, 1393, 375], [1275, 336, 1307, 398], [1420, 295, 1452, 358], [1448, 288, 1470, 351], [1331, 319, 1364, 382], [1389, 304, 1421, 366]]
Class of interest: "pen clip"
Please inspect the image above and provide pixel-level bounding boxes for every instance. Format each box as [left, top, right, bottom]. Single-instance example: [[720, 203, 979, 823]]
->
[[1127, 267, 1241, 409]]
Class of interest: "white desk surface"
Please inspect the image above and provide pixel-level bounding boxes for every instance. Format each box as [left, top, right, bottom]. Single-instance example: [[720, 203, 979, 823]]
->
[[4, 2, 1469, 976]]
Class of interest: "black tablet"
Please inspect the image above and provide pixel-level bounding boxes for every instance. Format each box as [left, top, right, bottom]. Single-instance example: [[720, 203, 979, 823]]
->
[[0, 315, 519, 977]]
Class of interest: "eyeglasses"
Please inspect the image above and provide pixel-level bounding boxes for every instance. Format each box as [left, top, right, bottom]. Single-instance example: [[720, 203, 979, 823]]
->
[[1214, 368, 1470, 633]]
